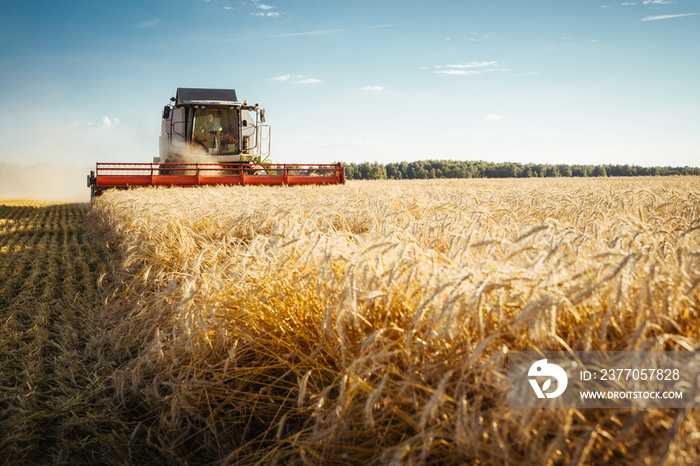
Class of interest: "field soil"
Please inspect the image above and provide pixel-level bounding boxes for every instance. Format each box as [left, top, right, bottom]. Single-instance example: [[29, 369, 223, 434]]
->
[[0, 201, 156, 464]]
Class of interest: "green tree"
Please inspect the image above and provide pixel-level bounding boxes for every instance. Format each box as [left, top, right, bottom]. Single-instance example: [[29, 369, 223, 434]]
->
[[592, 165, 607, 177]]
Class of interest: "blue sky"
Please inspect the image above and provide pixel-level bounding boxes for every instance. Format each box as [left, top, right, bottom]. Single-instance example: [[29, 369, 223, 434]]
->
[[1, 0, 699, 168]]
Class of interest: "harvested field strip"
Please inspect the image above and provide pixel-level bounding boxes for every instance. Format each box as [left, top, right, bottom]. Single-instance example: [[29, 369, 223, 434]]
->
[[0, 201, 155, 464], [88, 177, 700, 464]]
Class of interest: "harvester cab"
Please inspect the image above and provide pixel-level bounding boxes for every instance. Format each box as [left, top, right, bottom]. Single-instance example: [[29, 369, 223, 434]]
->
[[157, 88, 269, 165], [87, 87, 345, 197]]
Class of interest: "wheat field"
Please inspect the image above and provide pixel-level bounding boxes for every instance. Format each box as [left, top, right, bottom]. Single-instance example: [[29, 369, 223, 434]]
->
[[87, 177, 699, 464], [2, 177, 700, 464]]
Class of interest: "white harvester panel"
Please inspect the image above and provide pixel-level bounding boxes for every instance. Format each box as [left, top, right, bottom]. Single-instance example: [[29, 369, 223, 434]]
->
[[156, 87, 269, 164]]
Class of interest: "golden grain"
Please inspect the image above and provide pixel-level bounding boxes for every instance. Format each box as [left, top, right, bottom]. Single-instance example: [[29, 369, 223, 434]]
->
[[5, 176, 699, 463]]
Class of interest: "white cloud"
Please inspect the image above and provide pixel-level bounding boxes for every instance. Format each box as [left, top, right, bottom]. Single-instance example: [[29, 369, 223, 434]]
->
[[446, 61, 500, 68], [643, 0, 673, 4], [250, 1, 280, 17], [641, 12, 698, 20], [484, 114, 504, 120], [101, 116, 120, 127], [433, 61, 506, 76], [270, 74, 321, 84], [365, 24, 399, 30], [269, 29, 343, 38], [361, 85, 384, 92], [464, 33, 489, 42], [74, 116, 120, 128], [136, 18, 159, 29], [436, 70, 480, 76], [271, 74, 292, 81]]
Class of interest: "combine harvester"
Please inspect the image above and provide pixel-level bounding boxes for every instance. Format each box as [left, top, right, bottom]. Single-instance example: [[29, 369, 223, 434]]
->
[[87, 88, 345, 197]]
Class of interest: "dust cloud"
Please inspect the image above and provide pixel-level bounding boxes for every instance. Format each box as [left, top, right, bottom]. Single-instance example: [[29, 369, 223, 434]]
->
[[0, 162, 92, 202]]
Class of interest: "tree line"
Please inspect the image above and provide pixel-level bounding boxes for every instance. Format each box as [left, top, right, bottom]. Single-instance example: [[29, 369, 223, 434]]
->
[[342, 160, 700, 180]]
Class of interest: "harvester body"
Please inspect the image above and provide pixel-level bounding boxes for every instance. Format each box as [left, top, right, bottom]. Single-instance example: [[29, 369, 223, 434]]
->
[[157, 88, 266, 165], [88, 88, 344, 196]]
